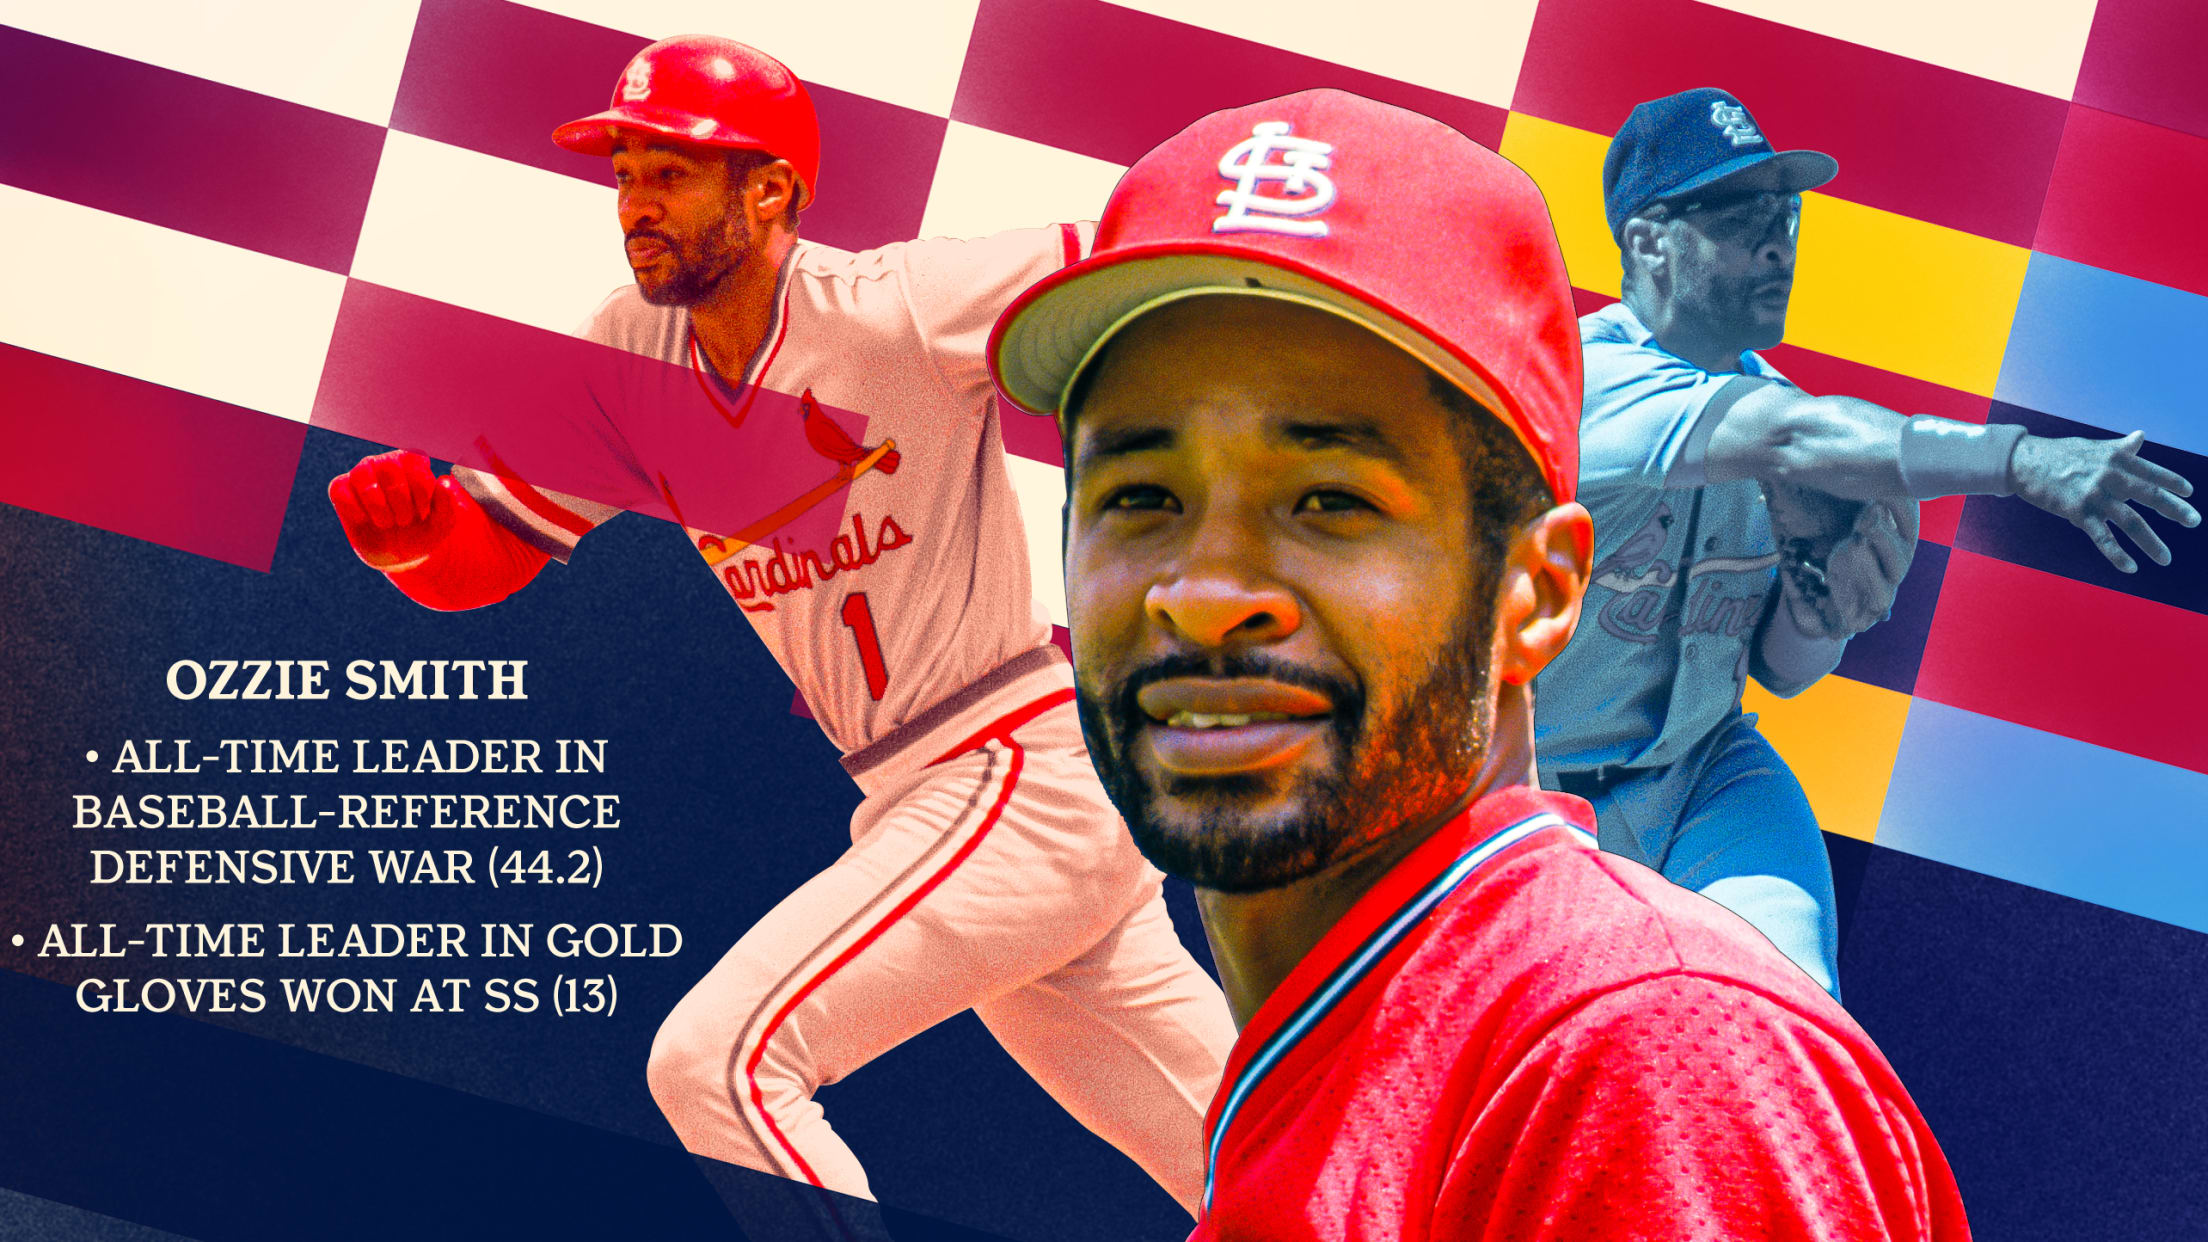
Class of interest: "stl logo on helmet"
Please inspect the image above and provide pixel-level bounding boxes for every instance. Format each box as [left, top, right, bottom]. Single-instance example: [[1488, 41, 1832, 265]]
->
[[1213, 121, 1337, 238], [620, 58, 652, 102], [1708, 101, 1764, 148]]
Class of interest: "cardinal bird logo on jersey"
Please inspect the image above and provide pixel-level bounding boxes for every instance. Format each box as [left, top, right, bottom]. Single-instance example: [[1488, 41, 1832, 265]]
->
[[674, 388, 909, 612], [800, 387, 900, 476]]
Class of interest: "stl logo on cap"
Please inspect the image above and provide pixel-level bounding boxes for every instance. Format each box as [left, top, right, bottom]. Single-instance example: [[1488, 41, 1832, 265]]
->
[[620, 57, 652, 102], [1708, 100, 1764, 148], [1214, 121, 1337, 238]]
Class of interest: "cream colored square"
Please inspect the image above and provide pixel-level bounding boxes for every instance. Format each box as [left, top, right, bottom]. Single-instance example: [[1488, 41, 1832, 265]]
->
[[516, 0, 981, 117], [918, 123, 1126, 242], [1106, 0, 1541, 107], [1005, 451, 1070, 628], [0, 0, 423, 125], [351, 133, 636, 335], [0, 186, 346, 423], [1699, 0, 2097, 99]]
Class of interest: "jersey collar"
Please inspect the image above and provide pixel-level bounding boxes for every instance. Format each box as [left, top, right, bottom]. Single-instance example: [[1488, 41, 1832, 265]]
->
[[1198, 785, 1597, 1213], [1593, 299, 1787, 383], [684, 241, 803, 417]]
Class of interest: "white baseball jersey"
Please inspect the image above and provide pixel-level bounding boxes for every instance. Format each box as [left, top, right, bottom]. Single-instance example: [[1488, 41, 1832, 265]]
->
[[456, 226, 1089, 753]]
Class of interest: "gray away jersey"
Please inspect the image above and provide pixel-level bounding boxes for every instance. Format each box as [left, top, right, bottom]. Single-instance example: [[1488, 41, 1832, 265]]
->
[[1534, 301, 1796, 774]]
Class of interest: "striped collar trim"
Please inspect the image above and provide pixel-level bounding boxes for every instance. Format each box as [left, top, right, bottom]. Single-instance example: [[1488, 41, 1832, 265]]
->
[[1200, 810, 1592, 1212], [684, 241, 801, 402]]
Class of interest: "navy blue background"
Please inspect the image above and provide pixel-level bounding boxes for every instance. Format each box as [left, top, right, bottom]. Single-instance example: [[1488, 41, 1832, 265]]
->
[[1, 428, 2204, 1240]]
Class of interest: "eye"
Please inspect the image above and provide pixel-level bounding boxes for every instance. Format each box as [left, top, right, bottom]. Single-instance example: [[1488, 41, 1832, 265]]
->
[[1103, 484, 1178, 514], [659, 166, 686, 184], [1295, 489, 1373, 515]]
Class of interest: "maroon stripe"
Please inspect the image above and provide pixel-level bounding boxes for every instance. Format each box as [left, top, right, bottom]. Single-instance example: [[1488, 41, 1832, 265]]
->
[[951, 0, 1504, 167], [0, 345, 304, 571], [315, 280, 890, 552], [999, 406, 1064, 466], [2074, 0, 2208, 141], [0, 26, 383, 273], [1512, 0, 2067, 248], [390, 0, 945, 251], [313, 279, 692, 522], [2036, 106, 2208, 300], [1917, 550, 2208, 775]]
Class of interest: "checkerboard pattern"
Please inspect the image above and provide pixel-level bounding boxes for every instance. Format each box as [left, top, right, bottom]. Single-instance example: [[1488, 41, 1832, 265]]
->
[[5, 0, 2205, 934]]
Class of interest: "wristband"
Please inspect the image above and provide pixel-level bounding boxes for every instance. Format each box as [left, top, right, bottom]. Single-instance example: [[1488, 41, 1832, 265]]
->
[[1896, 417, 2027, 499]]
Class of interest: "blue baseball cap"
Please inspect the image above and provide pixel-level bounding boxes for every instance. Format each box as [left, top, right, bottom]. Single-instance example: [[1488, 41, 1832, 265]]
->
[[1602, 88, 1838, 241]]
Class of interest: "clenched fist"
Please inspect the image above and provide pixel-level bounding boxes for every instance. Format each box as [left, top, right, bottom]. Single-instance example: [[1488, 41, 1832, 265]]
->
[[328, 450, 459, 572]]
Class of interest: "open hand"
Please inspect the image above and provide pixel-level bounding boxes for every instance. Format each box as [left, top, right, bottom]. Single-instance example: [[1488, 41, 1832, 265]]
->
[[2010, 431, 2199, 573]]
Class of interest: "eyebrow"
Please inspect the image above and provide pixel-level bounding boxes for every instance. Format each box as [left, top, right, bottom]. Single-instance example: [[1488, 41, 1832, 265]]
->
[[1276, 419, 1408, 467], [1072, 416, 1412, 472], [1074, 424, 1176, 469]]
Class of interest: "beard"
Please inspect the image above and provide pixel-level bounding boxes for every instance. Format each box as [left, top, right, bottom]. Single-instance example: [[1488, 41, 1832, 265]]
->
[[629, 208, 752, 306], [1076, 606, 1495, 894]]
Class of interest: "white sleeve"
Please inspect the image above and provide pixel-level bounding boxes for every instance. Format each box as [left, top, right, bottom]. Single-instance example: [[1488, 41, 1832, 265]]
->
[[900, 223, 1093, 410]]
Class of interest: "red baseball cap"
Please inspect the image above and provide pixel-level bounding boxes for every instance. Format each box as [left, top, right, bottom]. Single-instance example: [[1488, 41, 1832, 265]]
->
[[552, 35, 820, 209], [988, 88, 1580, 502]]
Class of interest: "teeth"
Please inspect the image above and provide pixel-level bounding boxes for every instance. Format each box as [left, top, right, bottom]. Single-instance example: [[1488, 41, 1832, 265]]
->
[[1164, 711, 1292, 729]]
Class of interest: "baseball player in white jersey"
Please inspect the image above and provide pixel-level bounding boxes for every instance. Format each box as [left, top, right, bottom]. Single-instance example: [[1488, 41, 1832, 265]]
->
[[326, 35, 1234, 1212], [1533, 88, 2199, 998]]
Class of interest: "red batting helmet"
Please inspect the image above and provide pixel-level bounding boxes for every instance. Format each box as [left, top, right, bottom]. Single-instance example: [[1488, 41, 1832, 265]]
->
[[552, 35, 820, 208]]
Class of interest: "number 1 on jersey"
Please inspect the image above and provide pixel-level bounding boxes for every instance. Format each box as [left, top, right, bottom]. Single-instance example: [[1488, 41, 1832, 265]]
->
[[840, 592, 889, 701]]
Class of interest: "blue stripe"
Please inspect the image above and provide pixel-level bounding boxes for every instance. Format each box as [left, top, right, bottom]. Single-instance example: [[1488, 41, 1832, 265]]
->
[[1201, 812, 1591, 1210], [1877, 700, 2208, 934], [1994, 254, 2208, 459]]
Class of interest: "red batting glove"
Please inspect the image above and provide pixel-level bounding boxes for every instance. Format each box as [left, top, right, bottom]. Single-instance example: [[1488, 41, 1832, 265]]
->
[[329, 450, 454, 571], [328, 451, 548, 610]]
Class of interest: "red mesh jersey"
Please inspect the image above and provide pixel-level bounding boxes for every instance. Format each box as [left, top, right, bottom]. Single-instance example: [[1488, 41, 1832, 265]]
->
[[1193, 785, 1969, 1242]]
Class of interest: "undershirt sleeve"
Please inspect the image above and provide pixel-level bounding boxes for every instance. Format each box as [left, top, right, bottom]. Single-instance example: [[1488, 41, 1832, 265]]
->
[[450, 467, 622, 563], [447, 290, 662, 561]]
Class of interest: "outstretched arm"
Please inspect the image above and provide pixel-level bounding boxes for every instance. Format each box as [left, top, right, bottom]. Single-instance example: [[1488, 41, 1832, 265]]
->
[[1704, 381, 2198, 572], [328, 450, 549, 611]]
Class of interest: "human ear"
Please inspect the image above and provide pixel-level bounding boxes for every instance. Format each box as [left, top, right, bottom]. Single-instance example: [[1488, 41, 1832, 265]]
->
[[1622, 217, 1667, 282], [747, 160, 800, 225], [1492, 502, 1592, 685]]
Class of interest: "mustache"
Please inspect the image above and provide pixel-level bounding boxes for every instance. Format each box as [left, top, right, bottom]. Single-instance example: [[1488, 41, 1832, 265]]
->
[[1106, 650, 1363, 733], [624, 227, 675, 247]]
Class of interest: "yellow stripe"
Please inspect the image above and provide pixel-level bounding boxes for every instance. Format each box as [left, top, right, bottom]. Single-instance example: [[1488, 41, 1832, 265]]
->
[[1500, 114, 1623, 298], [1499, 112, 2031, 395], [1741, 675, 1913, 842]]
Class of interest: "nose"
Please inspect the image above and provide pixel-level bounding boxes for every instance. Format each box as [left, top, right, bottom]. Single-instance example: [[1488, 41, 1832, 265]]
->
[[1756, 231, 1795, 273], [1144, 519, 1301, 648], [1757, 210, 1797, 268], [618, 186, 662, 235]]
